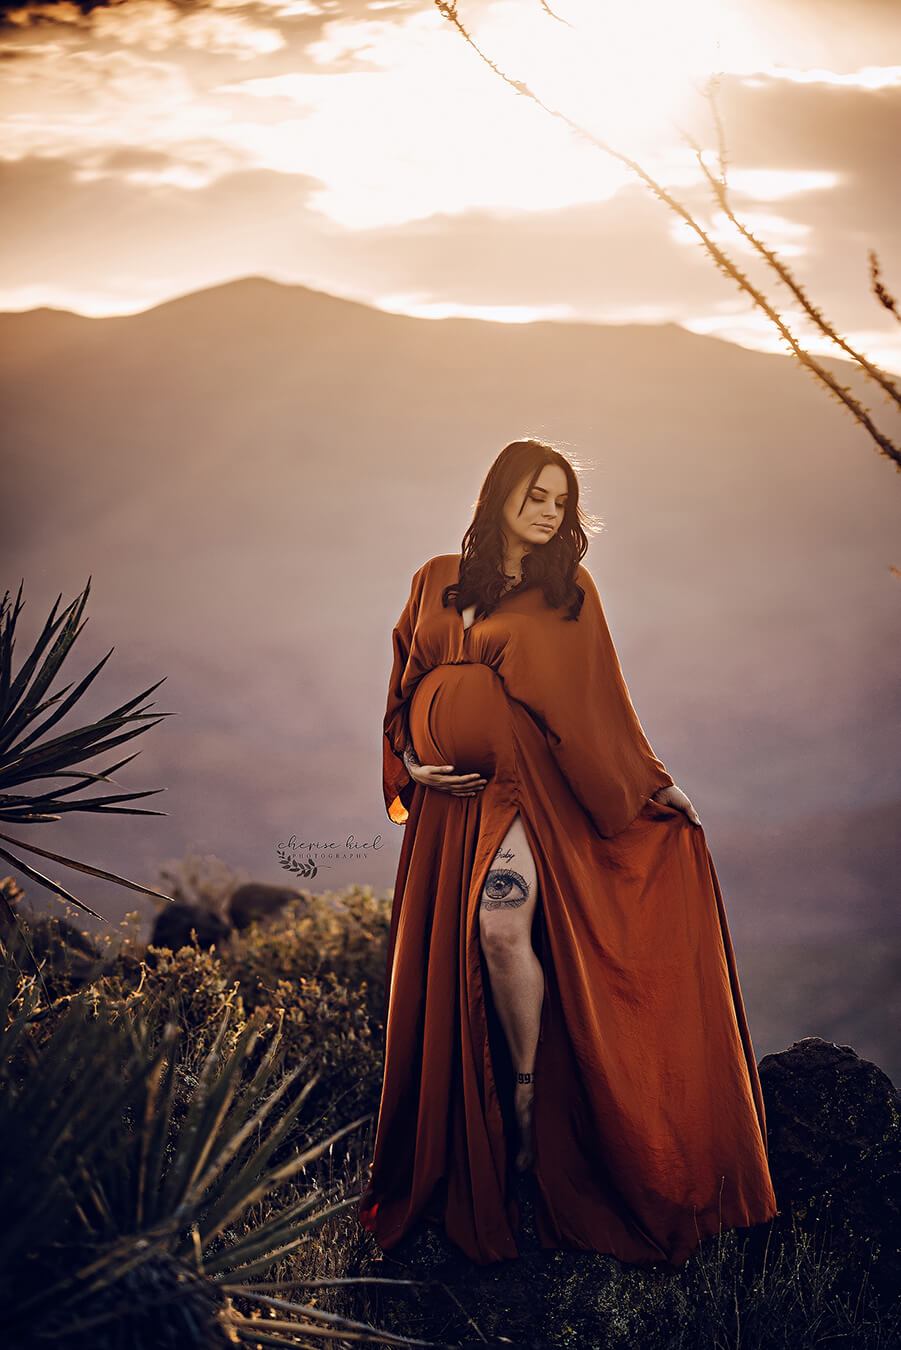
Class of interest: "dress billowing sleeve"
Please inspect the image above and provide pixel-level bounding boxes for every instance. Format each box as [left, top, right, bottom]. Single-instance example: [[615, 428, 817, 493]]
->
[[514, 562, 674, 838], [382, 561, 429, 825]]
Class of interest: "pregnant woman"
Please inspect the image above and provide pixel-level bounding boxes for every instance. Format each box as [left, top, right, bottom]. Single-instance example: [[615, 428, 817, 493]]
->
[[358, 437, 778, 1267]]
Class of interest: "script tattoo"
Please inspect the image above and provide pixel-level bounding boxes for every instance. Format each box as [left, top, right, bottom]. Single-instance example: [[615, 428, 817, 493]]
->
[[481, 866, 530, 909]]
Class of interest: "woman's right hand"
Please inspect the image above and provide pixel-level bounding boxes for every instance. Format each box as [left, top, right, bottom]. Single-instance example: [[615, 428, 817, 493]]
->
[[405, 746, 487, 797]]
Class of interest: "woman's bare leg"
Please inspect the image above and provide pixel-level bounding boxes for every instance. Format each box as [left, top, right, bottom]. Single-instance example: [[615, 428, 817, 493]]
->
[[478, 812, 543, 1170]]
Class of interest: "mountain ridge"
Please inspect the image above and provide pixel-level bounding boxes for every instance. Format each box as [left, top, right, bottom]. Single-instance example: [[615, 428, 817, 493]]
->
[[0, 272, 876, 385]]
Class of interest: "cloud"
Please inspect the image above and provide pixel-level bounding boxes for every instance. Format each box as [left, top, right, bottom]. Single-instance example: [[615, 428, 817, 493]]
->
[[0, 149, 707, 316], [712, 74, 901, 183], [0, 151, 335, 312], [759, 64, 901, 89], [2, 0, 289, 56], [100, 4, 286, 58], [1, 1, 87, 28], [0, 138, 893, 336], [0, 0, 359, 31]]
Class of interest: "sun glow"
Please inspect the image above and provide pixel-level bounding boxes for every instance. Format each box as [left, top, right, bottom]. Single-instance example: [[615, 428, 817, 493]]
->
[[373, 294, 580, 323], [469, 0, 766, 154]]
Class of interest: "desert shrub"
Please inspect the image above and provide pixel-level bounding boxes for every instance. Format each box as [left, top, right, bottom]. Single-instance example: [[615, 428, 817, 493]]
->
[[228, 883, 392, 1025], [12, 884, 388, 1165]]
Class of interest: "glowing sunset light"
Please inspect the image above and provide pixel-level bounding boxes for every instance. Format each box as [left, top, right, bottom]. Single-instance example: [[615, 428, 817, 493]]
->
[[720, 169, 841, 201], [463, 0, 767, 150], [762, 63, 901, 88], [373, 295, 579, 323]]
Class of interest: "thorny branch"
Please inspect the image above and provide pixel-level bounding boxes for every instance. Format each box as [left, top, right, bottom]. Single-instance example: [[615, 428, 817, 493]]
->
[[870, 251, 901, 325], [679, 76, 901, 414]]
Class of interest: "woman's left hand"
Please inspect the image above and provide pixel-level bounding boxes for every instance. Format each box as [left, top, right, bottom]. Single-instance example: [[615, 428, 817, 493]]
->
[[652, 783, 702, 826]]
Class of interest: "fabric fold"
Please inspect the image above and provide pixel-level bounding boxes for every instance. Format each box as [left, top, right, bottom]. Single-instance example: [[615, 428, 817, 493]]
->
[[502, 563, 674, 837]]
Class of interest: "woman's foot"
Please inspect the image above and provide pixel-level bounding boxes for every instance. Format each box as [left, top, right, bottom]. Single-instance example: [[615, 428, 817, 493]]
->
[[514, 1073, 535, 1171]]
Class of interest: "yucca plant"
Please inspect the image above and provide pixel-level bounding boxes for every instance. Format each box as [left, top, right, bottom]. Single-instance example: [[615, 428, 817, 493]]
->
[[0, 922, 439, 1350], [0, 578, 178, 935]]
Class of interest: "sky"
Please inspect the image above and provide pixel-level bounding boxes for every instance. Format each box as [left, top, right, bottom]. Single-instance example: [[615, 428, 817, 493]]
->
[[2, 0, 900, 369]]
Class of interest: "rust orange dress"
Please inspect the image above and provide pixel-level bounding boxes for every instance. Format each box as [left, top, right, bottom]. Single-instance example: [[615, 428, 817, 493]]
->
[[358, 553, 778, 1266]]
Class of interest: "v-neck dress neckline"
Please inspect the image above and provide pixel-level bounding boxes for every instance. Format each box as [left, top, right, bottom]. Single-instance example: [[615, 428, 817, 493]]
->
[[461, 580, 526, 637]]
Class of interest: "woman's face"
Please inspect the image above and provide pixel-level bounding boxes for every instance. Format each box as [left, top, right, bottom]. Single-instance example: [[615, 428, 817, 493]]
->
[[502, 463, 569, 552]]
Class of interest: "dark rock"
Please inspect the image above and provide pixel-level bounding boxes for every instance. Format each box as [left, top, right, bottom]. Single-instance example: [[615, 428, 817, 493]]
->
[[227, 882, 306, 931], [149, 900, 231, 953], [757, 1035, 901, 1300]]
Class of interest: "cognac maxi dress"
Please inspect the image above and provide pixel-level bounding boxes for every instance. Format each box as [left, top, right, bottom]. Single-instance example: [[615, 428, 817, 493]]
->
[[358, 553, 778, 1267]]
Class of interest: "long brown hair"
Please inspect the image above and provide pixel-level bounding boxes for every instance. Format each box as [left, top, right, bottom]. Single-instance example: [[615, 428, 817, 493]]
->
[[442, 438, 596, 624]]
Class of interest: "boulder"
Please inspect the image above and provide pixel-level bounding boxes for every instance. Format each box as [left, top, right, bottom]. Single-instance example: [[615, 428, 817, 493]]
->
[[757, 1035, 900, 1301], [227, 882, 306, 931], [149, 900, 231, 953]]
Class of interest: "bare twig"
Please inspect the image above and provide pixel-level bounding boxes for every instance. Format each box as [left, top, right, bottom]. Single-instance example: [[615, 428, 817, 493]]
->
[[679, 78, 901, 412], [870, 250, 901, 324]]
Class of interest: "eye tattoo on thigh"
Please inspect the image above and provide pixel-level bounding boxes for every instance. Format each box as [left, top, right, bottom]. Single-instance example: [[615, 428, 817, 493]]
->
[[481, 867, 530, 909]]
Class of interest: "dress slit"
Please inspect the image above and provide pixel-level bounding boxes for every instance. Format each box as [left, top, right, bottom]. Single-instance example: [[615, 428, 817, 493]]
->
[[461, 791, 529, 1248]]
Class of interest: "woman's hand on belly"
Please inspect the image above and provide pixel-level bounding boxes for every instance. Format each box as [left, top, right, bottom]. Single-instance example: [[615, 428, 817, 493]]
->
[[404, 740, 487, 797]]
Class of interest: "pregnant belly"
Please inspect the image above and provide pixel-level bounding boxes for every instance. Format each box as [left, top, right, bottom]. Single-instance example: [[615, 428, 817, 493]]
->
[[408, 662, 516, 779]]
